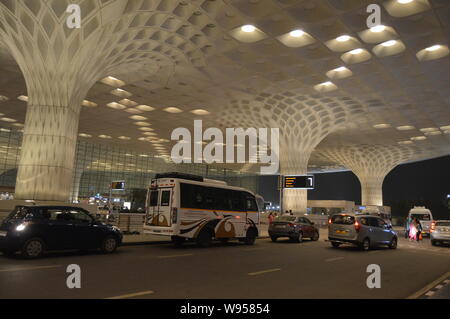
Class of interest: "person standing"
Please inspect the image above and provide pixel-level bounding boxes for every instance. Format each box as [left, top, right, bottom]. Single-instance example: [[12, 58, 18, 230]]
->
[[268, 212, 275, 224], [415, 218, 423, 242]]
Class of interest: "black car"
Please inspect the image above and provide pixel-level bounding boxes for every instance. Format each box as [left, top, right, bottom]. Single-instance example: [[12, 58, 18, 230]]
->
[[0, 205, 123, 258]]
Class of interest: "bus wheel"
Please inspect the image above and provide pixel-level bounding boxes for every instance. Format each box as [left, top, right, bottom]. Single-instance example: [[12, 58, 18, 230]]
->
[[196, 229, 213, 248], [244, 228, 257, 245]]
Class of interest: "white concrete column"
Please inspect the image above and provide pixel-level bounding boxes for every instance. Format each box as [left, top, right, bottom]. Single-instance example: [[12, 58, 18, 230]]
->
[[358, 175, 384, 206]]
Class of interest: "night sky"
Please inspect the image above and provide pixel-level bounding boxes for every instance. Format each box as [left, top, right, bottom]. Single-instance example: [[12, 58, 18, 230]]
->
[[258, 155, 450, 219]]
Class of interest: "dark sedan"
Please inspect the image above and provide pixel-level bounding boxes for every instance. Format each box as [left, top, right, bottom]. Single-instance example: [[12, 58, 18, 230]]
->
[[269, 216, 319, 242], [0, 205, 123, 258]]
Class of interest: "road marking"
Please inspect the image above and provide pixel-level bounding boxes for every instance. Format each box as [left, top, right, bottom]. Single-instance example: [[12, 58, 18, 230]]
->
[[407, 270, 450, 299], [157, 253, 193, 259], [248, 268, 281, 276], [325, 257, 344, 262], [0, 265, 62, 273], [106, 290, 154, 299]]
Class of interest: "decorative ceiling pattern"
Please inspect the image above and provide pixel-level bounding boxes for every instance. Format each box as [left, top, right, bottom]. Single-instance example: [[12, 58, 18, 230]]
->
[[0, 0, 448, 173]]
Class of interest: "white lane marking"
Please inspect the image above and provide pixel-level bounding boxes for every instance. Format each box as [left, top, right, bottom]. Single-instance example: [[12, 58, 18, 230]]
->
[[407, 270, 450, 299], [0, 265, 62, 273], [106, 290, 154, 299], [325, 257, 345, 262], [248, 268, 281, 276], [157, 253, 193, 259]]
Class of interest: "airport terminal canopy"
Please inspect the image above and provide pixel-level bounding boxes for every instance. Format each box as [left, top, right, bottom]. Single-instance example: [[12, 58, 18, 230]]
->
[[0, 0, 449, 203]]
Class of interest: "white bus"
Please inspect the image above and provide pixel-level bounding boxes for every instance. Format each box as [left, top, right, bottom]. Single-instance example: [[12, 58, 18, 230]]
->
[[143, 173, 260, 247]]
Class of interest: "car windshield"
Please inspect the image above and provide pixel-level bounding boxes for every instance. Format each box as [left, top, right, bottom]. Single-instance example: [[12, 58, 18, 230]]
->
[[7, 206, 33, 220], [276, 216, 296, 222], [331, 215, 355, 225], [411, 214, 431, 221], [436, 222, 450, 226]]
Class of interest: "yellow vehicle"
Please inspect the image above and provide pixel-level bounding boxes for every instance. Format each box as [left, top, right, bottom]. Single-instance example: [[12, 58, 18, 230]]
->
[[143, 173, 260, 247]]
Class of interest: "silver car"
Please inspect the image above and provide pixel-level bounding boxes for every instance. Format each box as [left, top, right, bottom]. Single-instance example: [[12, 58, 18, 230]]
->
[[328, 214, 398, 251], [431, 220, 450, 246]]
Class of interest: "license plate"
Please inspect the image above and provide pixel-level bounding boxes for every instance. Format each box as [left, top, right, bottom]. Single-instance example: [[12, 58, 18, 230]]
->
[[0, 231, 7, 237], [336, 230, 348, 234]]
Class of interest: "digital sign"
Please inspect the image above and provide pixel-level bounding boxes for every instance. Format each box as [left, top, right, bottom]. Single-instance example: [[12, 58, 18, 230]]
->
[[283, 175, 315, 189], [111, 181, 125, 190]]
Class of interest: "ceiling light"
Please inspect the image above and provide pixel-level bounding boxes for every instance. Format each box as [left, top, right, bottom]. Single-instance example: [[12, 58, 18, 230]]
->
[[79, 133, 92, 138], [321, 81, 333, 86], [334, 66, 348, 72], [410, 136, 426, 141], [419, 127, 439, 133], [137, 105, 155, 112], [129, 115, 147, 121], [398, 141, 413, 145], [139, 127, 154, 131], [370, 25, 386, 33], [118, 136, 131, 140], [425, 45, 441, 52], [119, 99, 137, 107], [99, 135, 112, 139], [1, 117, 17, 123], [440, 126, 450, 131], [381, 40, 397, 47], [143, 132, 156, 136], [17, 95, 28, 102], [82, 100, 97, 108], [191, 109, 210, 115], [241, 25, 256, 33], [124, 108, 143, 114], [134, 122, 151, 126], [111, 88, 132, 98], [424, 131, 442, 136], [349, 48, 363, 55], [107, 102, 126, 110], [0, 95, 8, 102], [289, 29, 305, 37], [396, 125, 415, 131], [101, 76, 125, 87], [373, 124, 391, 129], [336, 35, 351, 42], [398, 0, 413, 3], [164, 107, 183, 113]]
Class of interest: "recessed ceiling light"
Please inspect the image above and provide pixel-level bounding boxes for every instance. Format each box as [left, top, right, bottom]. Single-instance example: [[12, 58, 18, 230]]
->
[[398, 0, 413, 4], [440, 125, 450, 131], [349, 48, 363, 55], [425, 45, 441, 52], [191, 109, 210, 115], [289, 29, 305, 37], [420, 127, 439, 133], [164, 107, 183, 113], [143, 132, 156, 136], [398, 140, 413, 145], [82, 100, 97, 108], [17, 95, 28, 102], [373, 124, 391, 129], [410, 136, 426, 141], [99, 135, 112, 139], [0, 95, 8, 102], [381, 40, 397, 47], [129, 115, 147, 121], [119, 99, 137, 107], [137, 105, 155, 112], [1, 117, 17, 123], [111, 88, 132, 98], [139, 127, 154, 131], [424, 131, 442, 136], [12, 123, 24, 127], [370, 25, 386, 33], [124, 108, 143, 114], [334, 66, 348, 72], [321, 81, 333, 86], [241, 25, 256, 33], [107, 102, 126, 110], [396, 125, 415, 131], [0, 128, 11, 132], [101, 76, 125, 87], [134, 122, 151, 126], [336, 35, 351, 42], [118, 136, 131, 140], [79, 133, 92, 138]]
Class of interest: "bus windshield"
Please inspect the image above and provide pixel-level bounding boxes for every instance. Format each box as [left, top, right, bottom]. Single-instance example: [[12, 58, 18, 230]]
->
[[411, 214, 431, 221]]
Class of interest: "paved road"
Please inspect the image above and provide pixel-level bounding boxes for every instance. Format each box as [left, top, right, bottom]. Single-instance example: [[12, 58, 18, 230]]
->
[[0, 233, 449, 299]]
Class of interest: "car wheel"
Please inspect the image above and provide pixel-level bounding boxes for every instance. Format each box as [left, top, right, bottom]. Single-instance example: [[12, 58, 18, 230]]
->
[[311, 231, 319, 241], [270, 236, 277, 242], [292, 232, 303, 243], [196, 229, 213, 248], [244, 228, 257, 245], [22, 238, 45, 259], [389, 237, 397, 249], [331, 241, 340, 248], [361, 238, 370, 251], [101, 236, 118, 254]]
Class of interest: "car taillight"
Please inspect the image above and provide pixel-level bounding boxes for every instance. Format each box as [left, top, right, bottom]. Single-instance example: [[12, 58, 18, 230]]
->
[[430, 221, 436, 233], [354, 220, 361, 232], [288, 223, 295, 227], [328, 218, 332, 225]]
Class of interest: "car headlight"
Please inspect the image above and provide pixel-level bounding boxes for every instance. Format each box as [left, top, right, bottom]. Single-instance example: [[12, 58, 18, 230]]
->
[[16, 224, 27, 231]]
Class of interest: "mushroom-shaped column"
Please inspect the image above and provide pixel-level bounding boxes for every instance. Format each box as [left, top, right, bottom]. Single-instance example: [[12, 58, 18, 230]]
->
[[220, 92, 365, 214], [316, 145, 418, 206], [0, 1, 109, 200]]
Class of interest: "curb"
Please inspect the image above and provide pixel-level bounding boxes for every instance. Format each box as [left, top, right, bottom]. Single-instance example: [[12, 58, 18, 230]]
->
[[407, 270, 450, 299]]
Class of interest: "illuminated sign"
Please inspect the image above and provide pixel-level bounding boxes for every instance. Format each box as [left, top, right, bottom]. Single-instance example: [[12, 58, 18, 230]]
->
[[283, 175, 314, 189], [111, 181, 125, 190]]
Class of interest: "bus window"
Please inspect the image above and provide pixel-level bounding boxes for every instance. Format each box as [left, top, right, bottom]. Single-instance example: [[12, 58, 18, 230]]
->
[[161, 190, 171, 206], [246, 196, 258, 212], [149, 190, 158, 207]]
